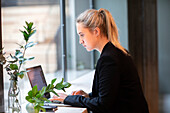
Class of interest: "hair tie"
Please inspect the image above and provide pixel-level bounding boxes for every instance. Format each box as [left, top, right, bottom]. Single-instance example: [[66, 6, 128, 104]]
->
[[98, 8, 105, 19], [98, 8, 105, 14]]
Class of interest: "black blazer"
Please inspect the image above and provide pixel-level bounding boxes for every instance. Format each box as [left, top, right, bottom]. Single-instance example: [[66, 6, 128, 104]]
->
[[64, 42, 149, 113]]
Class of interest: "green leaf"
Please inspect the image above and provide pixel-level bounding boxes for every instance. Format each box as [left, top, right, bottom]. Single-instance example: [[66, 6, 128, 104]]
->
[[39, 97, 50, 102], [19, 57, 34, 63], [33, 97, 42, 103], [40, 86, 46, 96], [25, 42, 37, 49], [36, 93, 41, 98], [10, 54, 14, 59], [54, 78, 65, 90], [21, 30, 29, 42], [21, 21, 36, 42], [10, 54, 18, 61], [27, 57, 35, 61], [25, 96, 31, 101], [32, 85, 38, 96], [28, 22, 33, 30], [17, 71, 24, 79], [51, 78, 57, 85], [15, 50, 23, 58], [34, 102, 39, 107], [24, 26, 29, 33], [28, 90, 33, 97], [19, 29, 25, 34], [47, 89, 59, 97], [28, 99, 35, 103], [61, 88, 66, 92], [63, 82, 72, 88], [39, 102, 44, 106], [16, 43, 24, 49], [25, 21, 29, 28], [54, 78, 71, 91], [7, 60, 18, 64], [46, 84, 50, 91], [50, 78, 56, 89], [29, 30, 36, 37], [19, 58, 27, 64], [55, 83, 63, 90], [17, 71, 26, 79], [9, 64, 18, 70], [50, 84, 54, 89], [60, 78, 64, 83]]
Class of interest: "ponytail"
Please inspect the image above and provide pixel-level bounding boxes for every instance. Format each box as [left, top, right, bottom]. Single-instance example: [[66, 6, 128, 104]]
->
[[100, 8, 128, 55]]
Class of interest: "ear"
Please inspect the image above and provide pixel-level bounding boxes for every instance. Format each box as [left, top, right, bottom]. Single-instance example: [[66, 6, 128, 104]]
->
[[93, 27, 100, 37]]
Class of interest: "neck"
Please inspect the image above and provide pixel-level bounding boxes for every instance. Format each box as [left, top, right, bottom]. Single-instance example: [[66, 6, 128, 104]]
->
[[95, 36, 109, 53]]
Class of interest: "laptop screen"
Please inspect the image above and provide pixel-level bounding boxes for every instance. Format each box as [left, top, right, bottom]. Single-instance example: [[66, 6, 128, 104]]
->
[[26, 65, 50, 99]]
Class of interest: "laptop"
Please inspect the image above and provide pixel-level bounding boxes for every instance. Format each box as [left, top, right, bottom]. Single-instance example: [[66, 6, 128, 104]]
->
[[26, 65, 71, 107], [26, 65, 51, 98]]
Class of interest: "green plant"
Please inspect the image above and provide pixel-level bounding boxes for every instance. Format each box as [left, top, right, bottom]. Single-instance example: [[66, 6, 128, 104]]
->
[[0, 21, 37, 80], [25, 78, 71, 113]]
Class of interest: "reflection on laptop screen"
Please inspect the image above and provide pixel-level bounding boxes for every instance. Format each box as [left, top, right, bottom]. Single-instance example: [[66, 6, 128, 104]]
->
[[26, 65, 50, 99]]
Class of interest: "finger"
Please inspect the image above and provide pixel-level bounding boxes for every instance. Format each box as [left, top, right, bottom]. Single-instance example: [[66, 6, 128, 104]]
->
[[49, 97, 63, 101], [55, 97, 64, 102], [54, 97, 64, 103], [73, 91, 80, 95], [75, 90, 84, 95], [49, 98, 59, 101], [75, 91, 80, 95], [71, 91, 76, 95], [53, 95, 59, 98]]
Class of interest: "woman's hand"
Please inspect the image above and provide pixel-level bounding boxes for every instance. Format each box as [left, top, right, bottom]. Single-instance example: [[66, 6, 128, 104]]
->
[[71, 90, 89, 98], [49, 93, 68, 103]]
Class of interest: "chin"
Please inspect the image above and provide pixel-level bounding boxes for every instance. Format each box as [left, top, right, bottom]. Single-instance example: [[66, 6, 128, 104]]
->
[[86, 48, 93, 52]]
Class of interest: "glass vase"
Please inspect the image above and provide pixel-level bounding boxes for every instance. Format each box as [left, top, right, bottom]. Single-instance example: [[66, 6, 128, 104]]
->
[[8, 78, 21, 113]]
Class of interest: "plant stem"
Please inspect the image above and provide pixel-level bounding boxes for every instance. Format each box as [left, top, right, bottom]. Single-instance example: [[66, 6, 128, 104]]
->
[[18, 42, 28, 73]]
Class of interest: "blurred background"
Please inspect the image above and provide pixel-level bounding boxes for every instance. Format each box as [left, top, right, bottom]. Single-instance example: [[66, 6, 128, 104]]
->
[[0, 0, 170, 113]]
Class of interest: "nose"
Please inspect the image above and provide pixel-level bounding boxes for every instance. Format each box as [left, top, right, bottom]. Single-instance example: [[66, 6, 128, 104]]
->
[[79, 38, 84, 45]]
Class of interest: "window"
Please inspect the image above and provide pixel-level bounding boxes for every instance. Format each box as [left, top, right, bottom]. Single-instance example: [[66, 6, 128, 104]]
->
[[2, 0, 61, 110], [1, 0, 95, 112], [65, 0, 93, 82]]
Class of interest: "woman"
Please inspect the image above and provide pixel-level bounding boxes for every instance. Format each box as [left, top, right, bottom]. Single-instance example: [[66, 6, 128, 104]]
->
[[51, 8, 149, 113]]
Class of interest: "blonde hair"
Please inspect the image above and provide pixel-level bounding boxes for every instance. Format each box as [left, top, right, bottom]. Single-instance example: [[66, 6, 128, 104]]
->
[[76, 8, 128, 55]]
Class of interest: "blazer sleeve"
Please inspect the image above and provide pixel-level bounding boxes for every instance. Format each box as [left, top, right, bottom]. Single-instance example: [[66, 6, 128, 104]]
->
[[64, 56, 121, 113], [88, 92, 92, 97]]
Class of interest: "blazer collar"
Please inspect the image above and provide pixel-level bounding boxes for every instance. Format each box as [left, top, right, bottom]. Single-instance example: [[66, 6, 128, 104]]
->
[[100, 41, 113, 56]]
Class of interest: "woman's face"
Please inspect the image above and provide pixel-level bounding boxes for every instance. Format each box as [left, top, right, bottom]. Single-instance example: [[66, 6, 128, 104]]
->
[[76, 23, 98, 51]]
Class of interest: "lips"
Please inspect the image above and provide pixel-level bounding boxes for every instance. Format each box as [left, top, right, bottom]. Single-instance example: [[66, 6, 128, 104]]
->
[[83, 45, 86, 47]]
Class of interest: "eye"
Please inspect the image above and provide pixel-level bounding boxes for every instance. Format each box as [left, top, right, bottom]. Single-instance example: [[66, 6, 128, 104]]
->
[[80, 34, 84, 37]]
